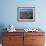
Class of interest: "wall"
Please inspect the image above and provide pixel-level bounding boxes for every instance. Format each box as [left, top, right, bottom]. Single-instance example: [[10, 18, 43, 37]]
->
[[0, 0, 46, 30]]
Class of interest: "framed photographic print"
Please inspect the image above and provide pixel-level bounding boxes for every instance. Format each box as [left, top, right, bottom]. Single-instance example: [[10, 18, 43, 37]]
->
[[17, 7, 35, 22]]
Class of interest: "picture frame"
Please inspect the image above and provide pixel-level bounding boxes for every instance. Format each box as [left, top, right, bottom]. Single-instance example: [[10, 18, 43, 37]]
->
[[17, 7, 35, 22]]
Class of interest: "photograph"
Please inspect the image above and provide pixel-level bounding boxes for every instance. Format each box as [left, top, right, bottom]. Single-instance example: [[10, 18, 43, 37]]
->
[[17, 7, 35, 22]]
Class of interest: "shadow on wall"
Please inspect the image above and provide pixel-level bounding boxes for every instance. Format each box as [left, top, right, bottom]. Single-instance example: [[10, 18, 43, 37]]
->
[[0, 24, 7, 43]]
